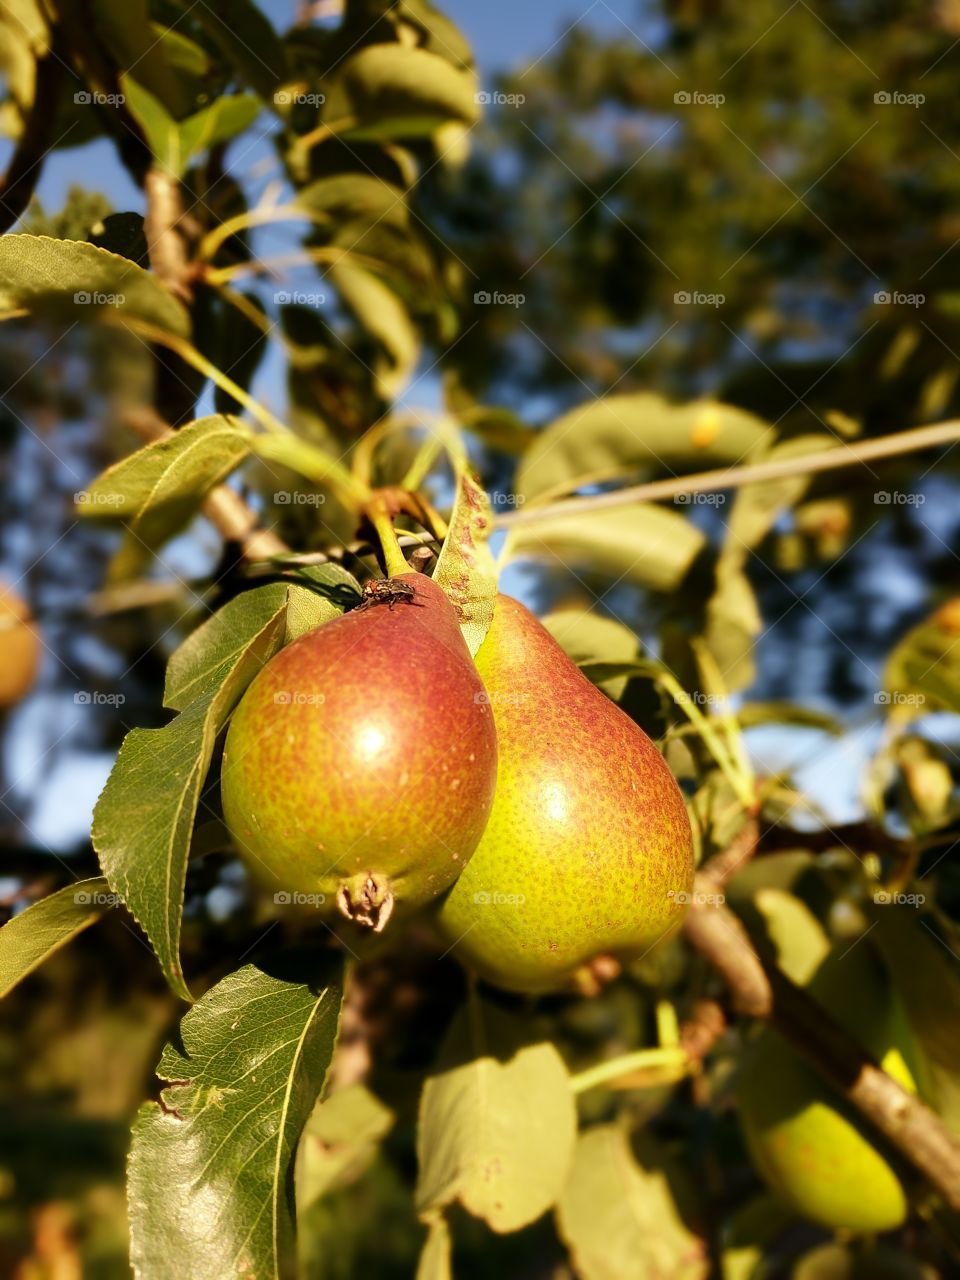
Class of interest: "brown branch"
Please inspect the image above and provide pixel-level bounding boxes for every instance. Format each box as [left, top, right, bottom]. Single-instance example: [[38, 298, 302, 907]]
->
[[143, 167, 195, 303], [124, 407, 288, 562], [683, 874, 960, 1211], [0, 51, 64, 233]]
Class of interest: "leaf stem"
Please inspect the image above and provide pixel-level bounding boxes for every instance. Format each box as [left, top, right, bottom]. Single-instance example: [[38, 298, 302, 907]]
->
[[570, 1047, 690, 1094], [656, 671, 756, 810], [364, 497, 410, 577]]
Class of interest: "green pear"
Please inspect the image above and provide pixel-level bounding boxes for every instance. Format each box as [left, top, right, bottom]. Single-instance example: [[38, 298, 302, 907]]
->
[[436, 594, 694, 992], [221, 573, 497, 931], [737, 942, 916, 1233]]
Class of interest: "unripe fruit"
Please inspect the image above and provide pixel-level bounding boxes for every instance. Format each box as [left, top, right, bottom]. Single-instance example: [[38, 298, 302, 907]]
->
[[0, 583, 40, 709], [221, 574, 497, 931], [436, 594, 694, 992], [737, 943, 915, 1233]]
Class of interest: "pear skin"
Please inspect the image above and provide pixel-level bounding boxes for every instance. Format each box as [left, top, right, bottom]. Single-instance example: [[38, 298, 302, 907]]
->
[[737, 943, 915, 1233], [221, 573, 497, 930], [436, 594, 694, 992]]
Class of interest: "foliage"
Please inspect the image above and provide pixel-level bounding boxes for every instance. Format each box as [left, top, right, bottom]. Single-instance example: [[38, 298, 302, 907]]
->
[[0, 1, 959, 1278]]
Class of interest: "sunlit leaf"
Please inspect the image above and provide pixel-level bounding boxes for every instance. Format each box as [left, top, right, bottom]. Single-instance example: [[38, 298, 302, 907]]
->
[[0, 878, 110, 998]]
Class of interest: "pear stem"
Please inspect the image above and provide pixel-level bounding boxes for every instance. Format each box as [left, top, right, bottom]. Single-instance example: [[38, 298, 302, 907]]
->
[[570, 1047, 690, 1095], [365, 498, 410, 578]]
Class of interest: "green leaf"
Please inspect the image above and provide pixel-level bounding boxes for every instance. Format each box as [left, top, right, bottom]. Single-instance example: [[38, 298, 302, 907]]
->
[[328, 261, 418, 399], [504, 505, 705, 593], [871, 909, 960, 1131], [433, 467, 497, 656], [297, 1084, 394, 1212], [0, 878, 110, 998], [885, 602, 960, 715], [721, 433, 836, 558], [541, 608, 641, 701], [415, 1216, 452, 1280], [77, 415, 253, 549], [556, 1125, 708, 1280], [322, 44, 480, 142], [415, 1043, 577, 1233], [123, 76, 261, 177], [128, 954, 343, 1280], [737, 701, 843, 734], [518, 395, 772, 501], [93, 586, 293, 999], [297, 174, 410, 231], [703, 566, 761, 693], [0, 234, 190, 335], [168, 0, 286, 99], [750, 888, 830, 985], [89, 0, 197, 118]]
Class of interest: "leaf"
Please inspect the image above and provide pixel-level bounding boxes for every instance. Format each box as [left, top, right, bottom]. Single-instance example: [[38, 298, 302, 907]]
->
[[322, 44, 480, 142], [737, 701, 843, 734], [871, 909, 960, 1131], [750, 888, 830, 985], [415, 1043, 577, 1233], [433, 467, 497, 656], [0, 234, 189, 336], [328, 261, 418, 399], [721, 433, 836, 558], [505, 505, 705, 593], [128, 953, 343, 1280], [92, 586, 293, 999], [0, 878, 110, 998], [123, 76, 261, 177], [416, 1216, 452, 1280], [77, 415, 253, 548], [297, 1084, 394, 1212], [541, 608, 641, 701], [168, 0, 286, 99], [556, 1125, 708, 1280], [90, 0, 196, 118], [518, 395, 772, 501], [885, 600, 960, 715], [703, 566, 761, 693]]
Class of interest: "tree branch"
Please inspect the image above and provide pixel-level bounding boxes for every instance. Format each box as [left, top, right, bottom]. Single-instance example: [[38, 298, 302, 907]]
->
[[683, 859, 960, 1211], [0, 51, 64, 233], [143, 166, 195, 303]]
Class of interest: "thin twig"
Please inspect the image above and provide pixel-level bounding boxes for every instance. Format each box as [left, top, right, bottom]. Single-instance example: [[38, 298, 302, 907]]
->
[[497, 420, 960, 527]]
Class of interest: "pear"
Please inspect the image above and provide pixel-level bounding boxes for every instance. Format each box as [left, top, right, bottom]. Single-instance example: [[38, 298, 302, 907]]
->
[[0, 582, 40, 709], [436, 594, 694, 992], [737, 942, 916, 1233], [221, 573, 497, 931]]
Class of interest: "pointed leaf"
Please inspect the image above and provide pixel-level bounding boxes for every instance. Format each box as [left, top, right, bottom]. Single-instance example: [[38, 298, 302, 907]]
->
[[0, 234, 189, 335], [128, 954, 343, 1280], [329, 261, 418, 399], [0, 878, 110, 998], [93, 586, 293, 999], [77, 415, 253, 548], [415, 1043, 576, 1233], [433, 467, 497, 656]]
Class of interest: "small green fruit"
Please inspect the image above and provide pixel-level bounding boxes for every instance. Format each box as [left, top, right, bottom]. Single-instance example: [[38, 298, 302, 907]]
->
[[737, 942, 915, 1233], [436, 594, 694, 992], [221, 573, 497, 931]]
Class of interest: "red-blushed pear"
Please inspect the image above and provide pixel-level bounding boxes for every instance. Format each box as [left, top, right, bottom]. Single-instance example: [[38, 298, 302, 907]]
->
[[221, 573, 497, 932], [436, 594, 694, 992]]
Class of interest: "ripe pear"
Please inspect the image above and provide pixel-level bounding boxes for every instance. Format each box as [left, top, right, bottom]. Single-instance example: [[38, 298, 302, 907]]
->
[[221, 573, 497, 931], [0, 582, 40, 709], [436, 594, 694, 992], [737, 942, 916, 1233]]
